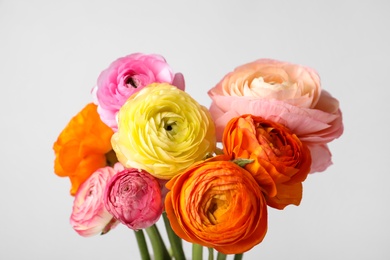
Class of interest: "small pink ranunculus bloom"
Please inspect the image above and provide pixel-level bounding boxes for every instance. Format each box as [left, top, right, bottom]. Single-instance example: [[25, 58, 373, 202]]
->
[[208, 59, 343, 173], [104, 168, 164, 230], [92, 53, 185, 131], [70, 163, 124, 237]]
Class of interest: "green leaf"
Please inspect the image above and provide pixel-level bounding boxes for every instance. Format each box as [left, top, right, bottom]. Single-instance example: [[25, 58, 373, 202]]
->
[[232, 158, 254, 168]]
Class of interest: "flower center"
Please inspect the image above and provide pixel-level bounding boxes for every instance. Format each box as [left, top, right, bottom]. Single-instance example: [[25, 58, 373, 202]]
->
[[207, 196, 228, 224], [125, 77, 138, 88], [164, 122, 176, 132]]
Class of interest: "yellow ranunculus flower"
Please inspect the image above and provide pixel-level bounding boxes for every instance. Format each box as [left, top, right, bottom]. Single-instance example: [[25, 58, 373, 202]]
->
[[111, 83, 216, 179]]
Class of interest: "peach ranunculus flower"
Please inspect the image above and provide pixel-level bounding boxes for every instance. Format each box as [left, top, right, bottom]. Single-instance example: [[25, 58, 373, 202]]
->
[[209, 58, 321, 108], [111, 83, 216, 180], [70, 163, 123, 237], [208, 59, 343, 173], [92, 53, 185, 132], [222, 115, 312, 209], [53, 103, 116, 195], [164, 155, 268, 255]]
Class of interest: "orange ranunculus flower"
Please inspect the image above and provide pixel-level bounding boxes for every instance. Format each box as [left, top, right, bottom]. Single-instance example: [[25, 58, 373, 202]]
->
[[222, 114, 311, 209], [53, 103, 115, 195], [165, 155, 268, 254]]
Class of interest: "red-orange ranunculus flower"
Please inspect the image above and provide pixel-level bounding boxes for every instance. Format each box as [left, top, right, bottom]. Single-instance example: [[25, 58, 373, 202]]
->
[[222, 114, 312, 209], [165, 155, 268, 254], [53, 103, 114, 195]]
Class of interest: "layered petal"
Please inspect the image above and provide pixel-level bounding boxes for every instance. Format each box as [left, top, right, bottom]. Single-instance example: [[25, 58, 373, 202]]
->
[[111, 83, 216, 179], [104, 167, 163, 230], [70, 163, 123, 236], [222, 115, 311, 208], [208, 58, 321, 109], [210, 93, 342, 172], [208, 59, 343, 173], [53, 103, 114, 195], [165, 156, 267, 254], [92, 53, 185, 131]]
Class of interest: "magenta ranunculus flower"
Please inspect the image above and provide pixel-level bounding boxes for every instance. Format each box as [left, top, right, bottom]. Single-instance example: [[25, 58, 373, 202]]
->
[[70, 163, 124, 237], [104, 168, 164, 230], [92, 53, 185, 131]]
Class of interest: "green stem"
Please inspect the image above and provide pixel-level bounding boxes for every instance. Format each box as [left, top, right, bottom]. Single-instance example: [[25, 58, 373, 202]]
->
[[162, 212, 186, 260], [216, 252, 227, 260], [192, 243, 203, 260], [145, 224, 171, 260], [234, 254, 244, 260], [134, 230, 151, 260], [208, 247, 214, 260]]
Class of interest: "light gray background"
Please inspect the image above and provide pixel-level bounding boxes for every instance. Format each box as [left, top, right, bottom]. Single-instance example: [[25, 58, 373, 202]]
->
[[1, 0, 389, 259]]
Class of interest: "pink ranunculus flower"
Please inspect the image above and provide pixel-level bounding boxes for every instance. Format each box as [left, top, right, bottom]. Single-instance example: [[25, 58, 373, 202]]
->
[[70, 163, 124, 237], [92, 53, 185, 131], [208, 59, 343, 173], [104, 168, 164, 230]]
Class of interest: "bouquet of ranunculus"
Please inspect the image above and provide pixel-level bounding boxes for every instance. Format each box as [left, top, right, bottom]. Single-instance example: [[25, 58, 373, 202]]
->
[[53, 53, 343, 260]]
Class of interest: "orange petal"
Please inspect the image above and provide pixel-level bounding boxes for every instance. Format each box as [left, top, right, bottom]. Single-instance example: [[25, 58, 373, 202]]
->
[[265, 182, 303, 209]]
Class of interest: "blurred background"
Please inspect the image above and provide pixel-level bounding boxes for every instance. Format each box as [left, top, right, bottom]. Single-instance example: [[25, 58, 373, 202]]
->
[[1, 0, 389, 259]]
